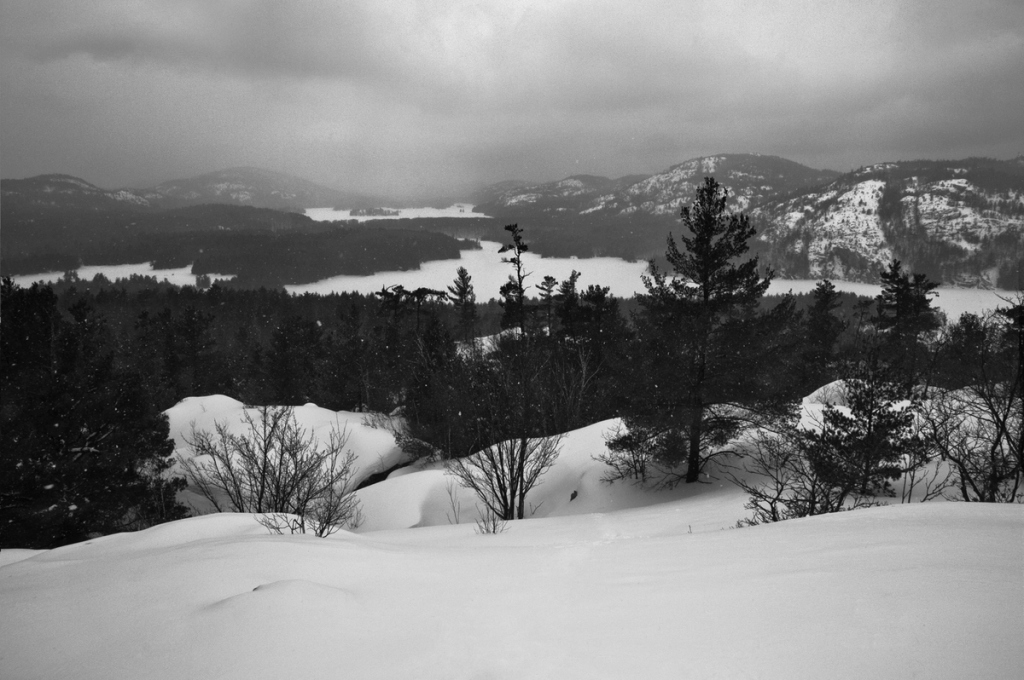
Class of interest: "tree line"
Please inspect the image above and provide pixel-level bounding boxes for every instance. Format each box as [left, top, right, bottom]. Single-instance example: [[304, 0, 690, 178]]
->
[[2, 177, 1020, 547]]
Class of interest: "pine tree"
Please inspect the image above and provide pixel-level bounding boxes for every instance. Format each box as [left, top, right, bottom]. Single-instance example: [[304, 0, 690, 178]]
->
[[875, 259, 941, 388], [447, 266, 478, 344], [1, 279, 187, 548], [617, 177, 774, 484], [801, 279, 846, 389], [805, 359, 925, 499], [498, 224, 532, 334]]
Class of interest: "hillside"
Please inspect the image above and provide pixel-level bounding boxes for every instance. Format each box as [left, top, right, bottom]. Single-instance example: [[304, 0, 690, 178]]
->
[[0, 170, 466, 285], [5, 157, 1022, 288], [752, 158, 1024, 286], [474, 154, 836, 219], [1, 393, 1020, 680], [146, 166, 384, 211], [472, 155, 1024, 287], [473, 173, 653, 221]]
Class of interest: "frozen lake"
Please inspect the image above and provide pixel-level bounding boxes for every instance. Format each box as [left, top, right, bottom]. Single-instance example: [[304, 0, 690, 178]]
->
[[305, 203, 488, 222], [9, 263, 235, 289], [288, 240, 1014, 320], [8, 243, 1014, 321]]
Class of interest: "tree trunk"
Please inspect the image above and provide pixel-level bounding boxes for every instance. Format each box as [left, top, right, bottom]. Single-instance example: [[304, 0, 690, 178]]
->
[[686, 401, 703, 483]]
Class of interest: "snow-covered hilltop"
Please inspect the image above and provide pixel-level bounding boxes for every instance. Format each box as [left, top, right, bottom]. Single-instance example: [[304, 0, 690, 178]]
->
[[753, 158, 1024, 286], [474, 154, 836, 219], [473, 154, 1024, 286], [475, 173, 651, 216], [584, 154, 840, 216]]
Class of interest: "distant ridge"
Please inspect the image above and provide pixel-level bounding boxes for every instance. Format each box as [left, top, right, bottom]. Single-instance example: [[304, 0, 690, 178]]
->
[[144, 167, 385, 211], [470, 153, 1023, 287], [473, 154, 837, 219]]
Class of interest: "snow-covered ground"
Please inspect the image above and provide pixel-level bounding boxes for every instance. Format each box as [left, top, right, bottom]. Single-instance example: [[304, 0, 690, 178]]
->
[[8, 263, 235, 288], [305, 203, 488, 222], [163, 396, 407, 513], [1, 394, 1022, 679]]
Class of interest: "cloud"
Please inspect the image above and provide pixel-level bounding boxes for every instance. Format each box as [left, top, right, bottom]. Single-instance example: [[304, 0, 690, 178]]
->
[[1, 0, 1022, 197]]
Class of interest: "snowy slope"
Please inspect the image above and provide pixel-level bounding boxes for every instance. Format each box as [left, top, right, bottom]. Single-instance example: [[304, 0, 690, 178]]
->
[[754, 159, 1024, 284], [2, 395, 1022, 679], [1, 502, 1019, 679], [165, 395, 406, 512], [475, 155, 836, 220]]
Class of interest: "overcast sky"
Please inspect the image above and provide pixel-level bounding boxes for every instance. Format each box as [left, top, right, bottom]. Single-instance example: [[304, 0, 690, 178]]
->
[[2, 0, 1022, 199]]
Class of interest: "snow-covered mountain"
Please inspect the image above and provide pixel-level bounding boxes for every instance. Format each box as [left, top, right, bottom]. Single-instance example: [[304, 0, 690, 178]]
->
[[752, 158, 1024, 286], [473, 154, 1024, 287], [583, 154, 839, 216], [474, 154, 837, 219], [473, 173, 652, 218]]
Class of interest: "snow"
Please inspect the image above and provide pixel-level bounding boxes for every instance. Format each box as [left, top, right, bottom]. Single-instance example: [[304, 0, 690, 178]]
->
[[806, 180, 892, 277], [2, 392, 1022, 679], [1, 492, 1020, 679], [911, 180, 1024, 250], [305, 203, 488, 222], [165, 396, 406, 512]]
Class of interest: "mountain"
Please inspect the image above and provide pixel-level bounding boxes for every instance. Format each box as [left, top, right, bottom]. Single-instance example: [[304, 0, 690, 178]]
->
[[468, 180, 532, 207], [0, 174, 156, 211], [474, 155, 836, 219], [473, 173, 652, 219], [581, 155, 839, 217], [752, 158, 1024, 287], [472, 154, 1023, 288], [0, 168, 390, 264], [144, 167, 384, 210]]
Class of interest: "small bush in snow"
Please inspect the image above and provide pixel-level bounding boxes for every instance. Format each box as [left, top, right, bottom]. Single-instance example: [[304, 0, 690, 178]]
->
[[180, 405, 363, 536]]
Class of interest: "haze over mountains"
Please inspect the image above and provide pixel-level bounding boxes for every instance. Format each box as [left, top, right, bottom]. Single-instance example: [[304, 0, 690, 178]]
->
[[2, 153, 1022, 289]]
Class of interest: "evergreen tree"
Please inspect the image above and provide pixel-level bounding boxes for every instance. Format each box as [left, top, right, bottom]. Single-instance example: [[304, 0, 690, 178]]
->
[[874, 259, 941, 387], [267, 315, 325, 405], [498, 224, 532, 334], [447, 266, 478, 344], [805, 358, 925, 499], [537, 275, 558, 333], [1, 279, 187, 548], [554, 271, 583, 339], [801, 279, 846, 390], [614, 177, 774, 484]]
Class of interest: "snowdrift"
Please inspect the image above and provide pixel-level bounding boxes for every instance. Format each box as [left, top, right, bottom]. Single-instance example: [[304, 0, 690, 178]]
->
[[1, 504, 1020, 679], [165, 396, 406, 512], [2, 395, 1022, 679]]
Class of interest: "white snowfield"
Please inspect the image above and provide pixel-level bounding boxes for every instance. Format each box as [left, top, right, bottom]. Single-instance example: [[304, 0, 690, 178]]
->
[[1, 395, 1022, 680]]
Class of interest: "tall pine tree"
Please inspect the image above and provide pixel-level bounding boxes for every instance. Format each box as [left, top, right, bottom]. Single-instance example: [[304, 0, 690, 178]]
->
[[616, 177, 775, 483]]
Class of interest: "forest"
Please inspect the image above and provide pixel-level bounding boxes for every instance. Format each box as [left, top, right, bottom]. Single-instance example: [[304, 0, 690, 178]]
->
[[2, 178, 1021, 548]]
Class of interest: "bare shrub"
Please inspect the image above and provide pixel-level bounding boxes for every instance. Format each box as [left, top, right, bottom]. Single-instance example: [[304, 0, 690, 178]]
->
[[447, 433, 563, 521], [475, 507, 508, 535], [921, 387, 1022, 502], [180, 405, 363, 536], [727, 427, 880, 526]]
